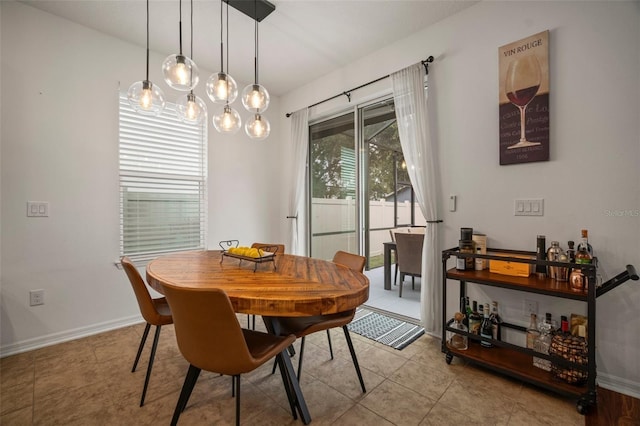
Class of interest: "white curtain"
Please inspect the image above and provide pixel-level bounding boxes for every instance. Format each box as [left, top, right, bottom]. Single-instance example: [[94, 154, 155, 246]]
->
[[288, 109, 309, 255], [391, 63, 442, 335]]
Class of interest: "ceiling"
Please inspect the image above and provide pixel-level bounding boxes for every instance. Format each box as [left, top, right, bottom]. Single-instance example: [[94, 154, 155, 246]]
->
[[20, 0, 478, 97]]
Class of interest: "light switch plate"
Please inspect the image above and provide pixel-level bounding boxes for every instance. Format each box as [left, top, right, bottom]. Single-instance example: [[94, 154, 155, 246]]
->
[[27, 201, 49, 217], [514, 199, 544, 216]]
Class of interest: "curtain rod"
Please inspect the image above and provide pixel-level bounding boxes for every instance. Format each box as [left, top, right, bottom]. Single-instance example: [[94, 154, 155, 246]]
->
[[285, 56, 433, 118]]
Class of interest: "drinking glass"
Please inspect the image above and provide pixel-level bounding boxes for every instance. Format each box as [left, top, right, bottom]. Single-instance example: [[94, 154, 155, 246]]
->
[[505, 55, 542, 149]]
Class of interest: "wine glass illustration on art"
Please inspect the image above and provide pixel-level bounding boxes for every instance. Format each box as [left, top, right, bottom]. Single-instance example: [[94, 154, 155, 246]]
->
[[505, 55, 542, 149]]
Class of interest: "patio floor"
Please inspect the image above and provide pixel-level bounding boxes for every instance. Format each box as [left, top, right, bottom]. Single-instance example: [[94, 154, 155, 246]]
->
[[363, 266, 421, 321]]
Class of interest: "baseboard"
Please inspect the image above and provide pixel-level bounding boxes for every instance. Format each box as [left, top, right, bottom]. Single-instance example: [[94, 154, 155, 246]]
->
[[0, 314, 144, 358], [597, 372, 640, 400]]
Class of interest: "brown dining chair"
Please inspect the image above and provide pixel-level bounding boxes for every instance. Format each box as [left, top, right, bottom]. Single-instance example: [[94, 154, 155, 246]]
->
[[394, 232, 424, 297], [163, 285, 297, 426], [121, 256, 173, 407], [246, 243, 286, 330], [270, 250, 367, 393]]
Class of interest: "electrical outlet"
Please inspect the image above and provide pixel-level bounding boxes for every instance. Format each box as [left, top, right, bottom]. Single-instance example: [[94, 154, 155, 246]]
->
[[30, 289, 44, 306], [523, 299, 537, 316]]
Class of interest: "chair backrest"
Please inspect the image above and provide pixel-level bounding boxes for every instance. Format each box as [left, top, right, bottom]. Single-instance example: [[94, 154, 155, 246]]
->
[[332, 250, 366, 273], [394, 232, 424, 276], [121, 256, 165, 325], [251, 242, 285, 255], [390, 227, 412, 242], [162, 285, 256, 375], [410, 226, 426, 235]]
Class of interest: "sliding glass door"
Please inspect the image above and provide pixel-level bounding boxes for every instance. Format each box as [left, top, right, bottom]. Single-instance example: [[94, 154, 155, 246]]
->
[[308, 99, 425, 266]]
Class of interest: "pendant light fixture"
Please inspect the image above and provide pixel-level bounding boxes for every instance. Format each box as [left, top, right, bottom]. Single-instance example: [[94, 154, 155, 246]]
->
[[162, 0, 199, 91], [206, 0, 238, 104], [176, 0, 207, 124], [212, 0, 241, 134], [245, 113, 270, 140], [128, 0, 165, 116], [243, 0, 270, 139], [241, 1, 270, 114]]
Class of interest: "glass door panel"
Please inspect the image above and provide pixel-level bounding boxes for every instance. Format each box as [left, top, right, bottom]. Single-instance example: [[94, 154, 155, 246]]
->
[[309, 112, 356, 260]]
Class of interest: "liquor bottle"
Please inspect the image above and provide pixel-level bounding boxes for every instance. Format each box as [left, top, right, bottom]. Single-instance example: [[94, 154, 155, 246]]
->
[[533, 313, 554, 371], [526, 313, 540, 350], [490, 301, 502, 341], [566, 241, 576, 263], [560, 315, 569, 334], [468, 300, 482, 336], [475, 247, 483, 271], [465, 297, 472, 325], [448, 312, 468, 350], [535, 235, 546, 277], [576, 229, 593, 257], [460, 297, 469, 328], [480, 304, 493, 348], [570, 239, 593, 291]]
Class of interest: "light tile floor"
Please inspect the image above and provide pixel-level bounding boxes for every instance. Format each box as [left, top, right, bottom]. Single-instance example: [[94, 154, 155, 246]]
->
[[0, 317, 584, 425]]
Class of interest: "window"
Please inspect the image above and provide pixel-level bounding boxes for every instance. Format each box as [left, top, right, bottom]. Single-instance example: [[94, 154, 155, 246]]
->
[[118, 93, 207, 262]]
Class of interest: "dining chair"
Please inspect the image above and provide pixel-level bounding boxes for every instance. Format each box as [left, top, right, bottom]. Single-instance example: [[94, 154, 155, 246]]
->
[[269, 250, 367, 393], [394, 232, 424, 298], [389, 230, 400, 286], [163, 285, 297, 426], [121, 256, 173, 407], [246, 243, 286, 330]]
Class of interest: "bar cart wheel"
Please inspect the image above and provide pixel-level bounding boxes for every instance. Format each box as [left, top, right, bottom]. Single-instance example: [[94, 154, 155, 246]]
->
[[576, 391, 596, 415], [445, 353, 453, 364]]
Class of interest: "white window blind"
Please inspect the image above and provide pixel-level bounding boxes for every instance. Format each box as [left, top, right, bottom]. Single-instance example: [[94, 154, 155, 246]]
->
[[119, 93, 207, 262]]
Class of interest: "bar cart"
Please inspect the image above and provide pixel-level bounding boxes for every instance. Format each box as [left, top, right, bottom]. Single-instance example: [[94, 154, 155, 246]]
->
[[441, 247, 638, 414]]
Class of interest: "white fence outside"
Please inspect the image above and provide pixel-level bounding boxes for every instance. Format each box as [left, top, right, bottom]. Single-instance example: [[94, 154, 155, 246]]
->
[[311, 198, 425, 262]]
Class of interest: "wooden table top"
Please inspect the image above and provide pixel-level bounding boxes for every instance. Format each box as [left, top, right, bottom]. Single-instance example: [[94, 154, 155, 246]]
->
[[146, 250, 370, 317]]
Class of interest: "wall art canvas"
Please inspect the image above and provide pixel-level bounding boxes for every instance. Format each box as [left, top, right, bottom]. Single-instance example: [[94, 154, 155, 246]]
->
[[499, 30, 550, 165]]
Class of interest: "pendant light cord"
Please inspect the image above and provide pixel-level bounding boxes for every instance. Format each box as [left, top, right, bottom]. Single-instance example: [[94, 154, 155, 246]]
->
[[178, 0, 183, 55], [219, 0, 224, 71], [254, 1, 259, 84], [226, 1, 230, 76], [145, 0, 149, 80], [189, 0, 194, 93]]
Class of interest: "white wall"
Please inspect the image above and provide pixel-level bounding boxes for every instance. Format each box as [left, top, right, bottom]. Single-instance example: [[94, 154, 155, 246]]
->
[[280, 1, 640, 396], [0, 2, 283, 353]]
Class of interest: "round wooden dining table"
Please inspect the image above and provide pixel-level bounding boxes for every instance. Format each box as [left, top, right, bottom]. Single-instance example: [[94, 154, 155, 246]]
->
[[146, 250, 370, 317], [146, 250, 370, 425]]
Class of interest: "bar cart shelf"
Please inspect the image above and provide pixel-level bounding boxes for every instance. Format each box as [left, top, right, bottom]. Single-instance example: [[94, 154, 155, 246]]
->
[[441, 247, 638, 415]]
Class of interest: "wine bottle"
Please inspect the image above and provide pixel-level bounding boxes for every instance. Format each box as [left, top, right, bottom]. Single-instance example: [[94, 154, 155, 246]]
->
[[526, 313, 540, 349], [566, 241, 575, 263], [468, 300, 482, 336], [480, 304, 493, 348], [490, 301, 502, 341]]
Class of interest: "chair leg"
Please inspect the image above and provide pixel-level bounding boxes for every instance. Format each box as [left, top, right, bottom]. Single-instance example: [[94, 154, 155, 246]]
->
[[399, 279, 403, 298], [140, 325, 162, 407], [412, 276, 415, 290], [252, 315, 256, 330], [326, 330, 334, 360], [234, 375, 241, 426], [132, 323, 151, 373], [296, 337, 306, 380], [343, 326, 366, 393], [394, 264, 399, 285], [171, 364, 201, 426]]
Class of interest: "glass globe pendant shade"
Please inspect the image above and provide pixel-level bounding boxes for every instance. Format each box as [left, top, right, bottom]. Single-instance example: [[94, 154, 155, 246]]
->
[[206, 72, 238, 104], [176, 92, 207, 124], [212, 105, 241, 134], [241, 83, 270, 113], [162, 54, 199, 91], [245, 113, 270, 140], [128, 80, 166, 116]]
